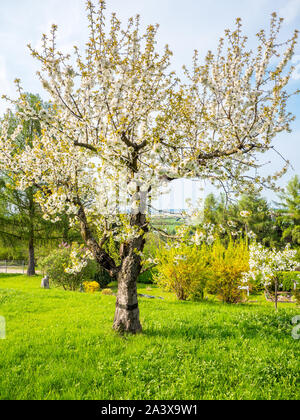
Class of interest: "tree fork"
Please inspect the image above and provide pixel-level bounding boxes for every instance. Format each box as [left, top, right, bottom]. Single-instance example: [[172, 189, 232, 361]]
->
[[76, 199, 117, 276]]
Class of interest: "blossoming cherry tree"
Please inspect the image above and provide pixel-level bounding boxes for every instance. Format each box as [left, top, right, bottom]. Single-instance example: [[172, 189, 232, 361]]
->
[[0, 1, 298, 332]]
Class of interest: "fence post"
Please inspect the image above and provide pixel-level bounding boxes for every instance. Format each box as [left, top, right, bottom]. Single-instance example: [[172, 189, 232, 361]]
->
[[5, 260, 7, 274]]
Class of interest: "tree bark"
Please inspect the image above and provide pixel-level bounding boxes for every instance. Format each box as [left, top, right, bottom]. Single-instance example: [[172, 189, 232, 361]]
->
[[113, 213, 147, 334], [113, 249, 142, 334], [76, 196, 147, 334], [62, 215, 70, 243], [27, 233, 36, 276], [27, 188, 36, 276], [77, 200, 117, 276]]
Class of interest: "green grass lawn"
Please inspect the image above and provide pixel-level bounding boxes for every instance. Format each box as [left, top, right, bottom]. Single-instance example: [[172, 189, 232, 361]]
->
[[0, 274, 299, 400]]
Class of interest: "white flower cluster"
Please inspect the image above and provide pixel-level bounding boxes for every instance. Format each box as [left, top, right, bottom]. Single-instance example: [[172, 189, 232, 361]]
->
[[240, 211, 251, 218], [242, 242, 298, 287], [65, 243, 94, 275]]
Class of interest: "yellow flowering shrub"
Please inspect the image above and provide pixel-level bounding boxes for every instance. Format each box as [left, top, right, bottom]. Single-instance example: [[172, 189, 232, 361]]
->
[[83, 281, 100, 294], [154, 242, 211, 301], [102, 288, 114, 295], [206, 240, 249, 303]]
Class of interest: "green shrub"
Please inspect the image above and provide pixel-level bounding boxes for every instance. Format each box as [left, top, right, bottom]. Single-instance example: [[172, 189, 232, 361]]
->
[[0, 245, 27, 261], [267, 272, 300, 292], [39, 247, 83, 291], [82, 258, 111, 289], [137, 232, 162, 284], [279, 272, 300, 291], [39, 247, 111, 291], [294, 289, 300, 305], [251, 273, 265, 292], [138, 269, 154, 284]]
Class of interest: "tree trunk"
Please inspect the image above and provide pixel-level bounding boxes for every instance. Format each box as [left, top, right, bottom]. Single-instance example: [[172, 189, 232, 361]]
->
[[27, 188, 36, 277], [113, 213, 147, 334], [27, 234, 36, 276], [62, 216, 70, 243], [113, 250, 142, 334], [76, 196, 147, 333]]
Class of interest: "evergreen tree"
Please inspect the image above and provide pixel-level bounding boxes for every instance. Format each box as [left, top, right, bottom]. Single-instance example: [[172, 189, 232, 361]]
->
[[275, 175, 300, 246]]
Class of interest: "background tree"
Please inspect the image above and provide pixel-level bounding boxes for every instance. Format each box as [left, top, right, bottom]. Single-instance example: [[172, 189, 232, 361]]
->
[[203, 193, 226, 227], [0, 176, 73, 275], [275, 175, 300, 247], [203, 192, 277, 246], [231, 193, 276, 246], [0, 94, 74, 275], [0, 1, 298, 333], [0, 179, 38, 275]]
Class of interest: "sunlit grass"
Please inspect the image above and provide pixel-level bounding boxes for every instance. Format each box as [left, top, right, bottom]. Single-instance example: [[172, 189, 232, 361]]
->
[[0, 274, 299, 400]]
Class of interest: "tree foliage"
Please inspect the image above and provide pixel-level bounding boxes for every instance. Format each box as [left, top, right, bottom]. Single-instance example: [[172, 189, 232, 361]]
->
[[275, 175, 300, 247]]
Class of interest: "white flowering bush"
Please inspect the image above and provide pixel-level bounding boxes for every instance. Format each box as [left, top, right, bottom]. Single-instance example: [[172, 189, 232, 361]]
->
[[39, 245, 83, 291], [40, 243, 110, 290], [242, 242, 298, 290]]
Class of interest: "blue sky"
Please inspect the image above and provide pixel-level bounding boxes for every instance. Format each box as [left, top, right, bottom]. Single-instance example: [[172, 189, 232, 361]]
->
[[0, 0, 299, 206]]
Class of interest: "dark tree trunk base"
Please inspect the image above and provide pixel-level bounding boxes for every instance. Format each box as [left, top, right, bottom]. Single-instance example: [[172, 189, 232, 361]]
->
[[27, 268, 36, 277], [113, 306, 142, 334], [112, 214, 147, 334]]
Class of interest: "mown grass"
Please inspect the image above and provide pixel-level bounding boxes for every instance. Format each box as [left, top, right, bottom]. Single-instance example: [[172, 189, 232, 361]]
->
[[0, 274, 299, 400]]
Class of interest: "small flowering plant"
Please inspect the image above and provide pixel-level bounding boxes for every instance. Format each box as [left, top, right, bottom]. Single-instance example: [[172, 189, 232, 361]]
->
[[242, 242, 298, 309], [83, 281, 100, 294]]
